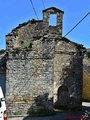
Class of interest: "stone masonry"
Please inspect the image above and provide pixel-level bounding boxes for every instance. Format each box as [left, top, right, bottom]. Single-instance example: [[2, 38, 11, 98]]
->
[[0, 7, 85, 115]]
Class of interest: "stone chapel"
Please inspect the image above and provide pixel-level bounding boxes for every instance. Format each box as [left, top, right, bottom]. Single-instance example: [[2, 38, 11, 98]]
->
[[0, 7, 85, 115]]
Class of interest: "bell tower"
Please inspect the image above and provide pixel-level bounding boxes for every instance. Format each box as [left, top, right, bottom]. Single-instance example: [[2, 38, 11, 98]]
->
[[43, 7, 64, 36]]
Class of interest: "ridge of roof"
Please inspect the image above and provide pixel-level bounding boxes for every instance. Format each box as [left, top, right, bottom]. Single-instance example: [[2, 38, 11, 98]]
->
[[43, 6, 64, 13], [6, 19, 42, 36]]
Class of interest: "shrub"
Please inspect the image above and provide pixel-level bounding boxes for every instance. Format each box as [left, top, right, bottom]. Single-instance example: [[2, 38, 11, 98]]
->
[[28, 107, 55, 116]]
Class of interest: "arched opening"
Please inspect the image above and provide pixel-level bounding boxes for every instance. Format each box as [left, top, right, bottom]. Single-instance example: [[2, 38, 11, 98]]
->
[[58, 85, 69, 109], [49, 14, 57, 26]]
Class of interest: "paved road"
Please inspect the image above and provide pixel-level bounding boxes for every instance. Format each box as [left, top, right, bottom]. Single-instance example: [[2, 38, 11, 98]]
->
[[8, 102, 90, 120]]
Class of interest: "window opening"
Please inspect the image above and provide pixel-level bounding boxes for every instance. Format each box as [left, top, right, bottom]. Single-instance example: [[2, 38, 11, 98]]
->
[[49, 14, 57, 26]]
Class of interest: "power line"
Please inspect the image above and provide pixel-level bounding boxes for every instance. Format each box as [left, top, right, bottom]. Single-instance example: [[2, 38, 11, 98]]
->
[[29, 0, 39, 20], [64, 12, 90, 37], [42, 0, 45, 9]]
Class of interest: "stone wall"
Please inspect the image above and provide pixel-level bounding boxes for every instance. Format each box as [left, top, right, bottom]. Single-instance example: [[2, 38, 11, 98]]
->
[[6, 39, 54, 115], [6, 58, 54, 115], [54, 38, 83, 108]]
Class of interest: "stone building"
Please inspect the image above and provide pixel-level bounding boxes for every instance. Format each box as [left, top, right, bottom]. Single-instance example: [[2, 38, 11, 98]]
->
[[0, 7, 84, 115]]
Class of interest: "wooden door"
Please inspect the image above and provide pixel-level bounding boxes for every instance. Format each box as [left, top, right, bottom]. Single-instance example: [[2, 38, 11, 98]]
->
[[58, 86, 68, 107]]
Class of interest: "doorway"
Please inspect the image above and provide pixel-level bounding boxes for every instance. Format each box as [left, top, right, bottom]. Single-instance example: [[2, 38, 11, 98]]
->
[[58, 85, 69, 109]]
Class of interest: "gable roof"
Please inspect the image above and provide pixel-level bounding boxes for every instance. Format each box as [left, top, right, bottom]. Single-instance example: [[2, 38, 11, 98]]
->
[[43, 7, 64, 13]]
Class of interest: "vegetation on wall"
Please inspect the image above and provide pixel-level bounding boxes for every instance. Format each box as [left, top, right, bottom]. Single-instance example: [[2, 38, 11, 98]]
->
[[21, 40, 30, 49]]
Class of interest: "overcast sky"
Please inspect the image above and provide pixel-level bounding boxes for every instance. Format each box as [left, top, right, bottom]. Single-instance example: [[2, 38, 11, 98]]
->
[[0, 0, 90, 49]]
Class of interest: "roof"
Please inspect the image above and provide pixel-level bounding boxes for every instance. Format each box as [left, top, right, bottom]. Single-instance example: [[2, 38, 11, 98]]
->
[[43, 7, 64, 13], [6, 7, 64, 36], [6, 19, 42, 36], [0, 50, 6, 55], [62, 37, 85, 49]]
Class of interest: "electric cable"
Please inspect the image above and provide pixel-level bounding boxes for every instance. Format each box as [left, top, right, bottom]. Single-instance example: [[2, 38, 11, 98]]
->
[[29, 0, 39, 20], [64, 12, 90, 37], [42, 0, 45, 9]]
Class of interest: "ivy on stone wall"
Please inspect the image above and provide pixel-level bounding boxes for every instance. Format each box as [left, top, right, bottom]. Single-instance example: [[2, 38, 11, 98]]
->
[[21, 40, 30, 48]]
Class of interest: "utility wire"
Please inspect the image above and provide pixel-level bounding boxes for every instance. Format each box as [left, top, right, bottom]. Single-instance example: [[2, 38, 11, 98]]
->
[[42, 0, 45, 9], [29, 0, 39, 20], [64, 12, 90, 37]]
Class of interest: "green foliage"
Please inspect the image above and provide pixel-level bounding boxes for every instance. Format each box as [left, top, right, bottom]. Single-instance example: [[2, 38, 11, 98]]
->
[[28, 107, 55, 116], [22, 40, 30, 48], [14, 110, 23, 115]]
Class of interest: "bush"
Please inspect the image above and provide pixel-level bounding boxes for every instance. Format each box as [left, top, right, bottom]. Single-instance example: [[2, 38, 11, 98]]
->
[[28, 107, 55, 116]]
